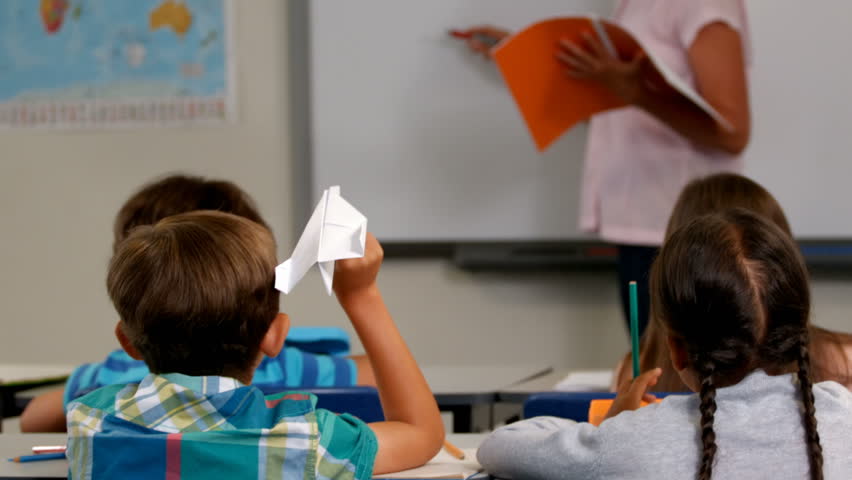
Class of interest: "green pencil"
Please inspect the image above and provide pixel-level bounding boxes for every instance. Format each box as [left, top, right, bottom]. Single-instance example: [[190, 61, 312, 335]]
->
[[629, 281, 640, 378]]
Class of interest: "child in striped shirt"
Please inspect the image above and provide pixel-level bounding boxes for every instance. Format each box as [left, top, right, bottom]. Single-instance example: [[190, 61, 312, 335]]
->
[[21, 175, 375, 432]]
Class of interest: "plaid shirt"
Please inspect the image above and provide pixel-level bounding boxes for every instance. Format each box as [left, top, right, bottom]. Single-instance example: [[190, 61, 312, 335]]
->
[[67, 373, 377, 480]]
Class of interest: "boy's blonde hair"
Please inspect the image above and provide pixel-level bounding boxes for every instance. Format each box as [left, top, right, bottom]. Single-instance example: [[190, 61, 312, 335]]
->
[[107, 211, 279, 377]]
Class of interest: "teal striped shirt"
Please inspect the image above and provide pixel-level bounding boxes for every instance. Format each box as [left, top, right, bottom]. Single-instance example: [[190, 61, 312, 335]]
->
[[64, 348, 357, 408]]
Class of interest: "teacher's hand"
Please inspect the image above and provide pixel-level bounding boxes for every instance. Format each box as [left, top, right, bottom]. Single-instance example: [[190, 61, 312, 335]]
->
[[557, 32, 650, 104]]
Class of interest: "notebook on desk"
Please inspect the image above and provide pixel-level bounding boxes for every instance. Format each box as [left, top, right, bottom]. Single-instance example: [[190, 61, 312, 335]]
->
[[374, 448, 480, 479]]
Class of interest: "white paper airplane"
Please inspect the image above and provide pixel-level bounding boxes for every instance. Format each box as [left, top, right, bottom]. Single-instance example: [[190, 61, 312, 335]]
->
[[275, 186, 367, 295]]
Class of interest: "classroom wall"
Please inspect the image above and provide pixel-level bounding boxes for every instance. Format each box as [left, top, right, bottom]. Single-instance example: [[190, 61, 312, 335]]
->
[[0, 0, 849, 370]]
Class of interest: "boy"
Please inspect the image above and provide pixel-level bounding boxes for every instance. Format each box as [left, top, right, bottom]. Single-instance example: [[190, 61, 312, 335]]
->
[[21, 175, 374, 432], [67, 211, 444, 478]]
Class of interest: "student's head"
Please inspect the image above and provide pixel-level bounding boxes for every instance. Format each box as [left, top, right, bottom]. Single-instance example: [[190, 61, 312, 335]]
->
[[666, 173, 791, 238], [651, 209, 822, 480], [638, 173, 795, 392], [114, 174, 269, 251], [107, 211, 288, 383]]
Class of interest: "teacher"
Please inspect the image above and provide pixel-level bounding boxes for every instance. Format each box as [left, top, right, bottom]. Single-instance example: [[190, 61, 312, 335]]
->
[[461, 0, 751, 337]]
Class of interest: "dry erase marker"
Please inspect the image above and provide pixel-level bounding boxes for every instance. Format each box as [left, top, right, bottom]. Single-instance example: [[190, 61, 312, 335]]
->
[[629, 281, 640, 378], [8, 452, 66, 463], [448, 29, 501, 48], [32, 445, 66, 455]]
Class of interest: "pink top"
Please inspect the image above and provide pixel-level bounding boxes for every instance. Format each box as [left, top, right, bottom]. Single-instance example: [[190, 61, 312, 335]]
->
[[580, 0, 750, 246]]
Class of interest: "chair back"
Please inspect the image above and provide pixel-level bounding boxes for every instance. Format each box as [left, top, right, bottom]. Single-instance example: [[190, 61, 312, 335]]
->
[[260, 385, 385, 423], [523, 391, 686, 421]]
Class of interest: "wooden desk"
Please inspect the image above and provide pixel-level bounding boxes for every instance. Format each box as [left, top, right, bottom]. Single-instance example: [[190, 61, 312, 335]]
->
[[0, 365, 74, 433], [422, 365, 551, 432], [0, 433, 488, 479], [497, 368, 568, 404], [0, 367, 72, 388], [11, 365, 554, 434], [0, 433, 66, 479], [498, 368, 613, 404], [423, 365, 552, 405]]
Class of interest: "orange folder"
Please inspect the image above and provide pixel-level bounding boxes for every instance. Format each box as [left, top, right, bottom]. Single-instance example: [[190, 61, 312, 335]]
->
[[493, 17, 729, 152], [587, 398, 662, 426]]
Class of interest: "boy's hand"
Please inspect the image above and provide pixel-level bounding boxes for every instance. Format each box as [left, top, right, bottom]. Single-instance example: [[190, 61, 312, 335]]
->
[[333, 233, 383, 299], [604, 368, 662, 420]]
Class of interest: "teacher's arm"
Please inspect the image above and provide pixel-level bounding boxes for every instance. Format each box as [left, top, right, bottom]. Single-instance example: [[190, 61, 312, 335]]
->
[[562, 22, 750, 155]]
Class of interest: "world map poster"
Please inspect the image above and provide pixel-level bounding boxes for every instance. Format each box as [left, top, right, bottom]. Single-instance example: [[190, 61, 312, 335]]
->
[[0, 0, 233, 129]]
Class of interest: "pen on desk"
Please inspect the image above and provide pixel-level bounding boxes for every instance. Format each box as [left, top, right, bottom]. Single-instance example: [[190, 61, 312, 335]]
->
[[32, 445, 66, 455], [8, 452, 66, 463], [443, 440, 465, 460], [629, 281, 640, 378]]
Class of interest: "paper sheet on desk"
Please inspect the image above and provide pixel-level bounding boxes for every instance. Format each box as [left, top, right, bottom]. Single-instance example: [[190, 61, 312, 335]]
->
[[275, 186, 367, 295], [554, 370, 613, 392], [374, 448, 480, 479]]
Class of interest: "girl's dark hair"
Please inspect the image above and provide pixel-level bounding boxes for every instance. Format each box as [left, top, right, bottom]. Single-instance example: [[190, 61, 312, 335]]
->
[[629, 173, 852, 393], [666, 173, 792, 239], [651, 209, 823, 480]]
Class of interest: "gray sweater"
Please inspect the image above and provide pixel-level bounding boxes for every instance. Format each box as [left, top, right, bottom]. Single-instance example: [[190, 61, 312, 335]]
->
[[478, 370, 852, 479]]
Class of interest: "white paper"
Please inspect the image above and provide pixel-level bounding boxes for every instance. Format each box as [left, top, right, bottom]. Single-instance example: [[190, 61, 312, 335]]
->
[[589, 15, 617, 58], [373, 448, 480, 479], [275, 186, 367, 295], [553, 370, 614, 392]]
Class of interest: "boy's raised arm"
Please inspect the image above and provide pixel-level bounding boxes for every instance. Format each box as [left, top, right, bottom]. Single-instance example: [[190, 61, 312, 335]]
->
[[333, 234, 444, 475]]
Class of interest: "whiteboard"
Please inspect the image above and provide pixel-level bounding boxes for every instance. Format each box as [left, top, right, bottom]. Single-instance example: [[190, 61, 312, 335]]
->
[[306, 0, 852, 242], [742, 0, 852, 239]]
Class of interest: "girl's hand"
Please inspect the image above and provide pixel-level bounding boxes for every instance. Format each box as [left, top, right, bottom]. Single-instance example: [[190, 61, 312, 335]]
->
[[456, 25, 510, 58], [557, 32, 649, 104], [333, 233, 383, 299], [604, 368, 662, 420]]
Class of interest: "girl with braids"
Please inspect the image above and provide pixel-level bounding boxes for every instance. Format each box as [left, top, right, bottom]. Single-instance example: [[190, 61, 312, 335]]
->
[[612, 173, 852, 392], [478, 210, 852, 479]]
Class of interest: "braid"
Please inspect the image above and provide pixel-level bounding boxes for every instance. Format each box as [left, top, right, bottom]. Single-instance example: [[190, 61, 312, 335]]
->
[[697, 362, 718, 480], [653, 211, 818, 480], [797, 333, 824, 480]]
